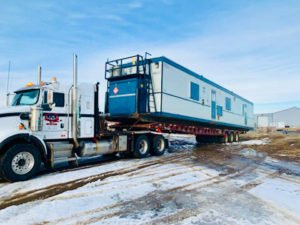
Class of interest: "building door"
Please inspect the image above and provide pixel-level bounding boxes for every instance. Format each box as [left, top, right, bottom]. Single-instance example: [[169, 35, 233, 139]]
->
[[211, 90, 216, 119], [243, 104, 247, 125]]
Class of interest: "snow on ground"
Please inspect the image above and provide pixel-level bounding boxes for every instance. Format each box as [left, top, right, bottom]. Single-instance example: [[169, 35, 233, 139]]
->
[[249, 177, 300, 220], [0, 135, 299, 225], [231, 139, 269, 145]]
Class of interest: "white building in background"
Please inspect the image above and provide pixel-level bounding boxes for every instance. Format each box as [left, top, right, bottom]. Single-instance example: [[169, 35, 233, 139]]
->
[[256, 107, 300, 128]]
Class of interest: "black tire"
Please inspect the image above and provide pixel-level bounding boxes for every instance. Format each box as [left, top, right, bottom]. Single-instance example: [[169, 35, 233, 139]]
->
[[150, 135, 166, 156], [133, 135, 150, 158], [234, 133, 240, 142], [222, 133, 229, 143], [197, 135, 220, 144], [228, 132, 234, 143], [0, 144, 41, 182], [196, 135, 204, 143], [196, 135, 210, 144]]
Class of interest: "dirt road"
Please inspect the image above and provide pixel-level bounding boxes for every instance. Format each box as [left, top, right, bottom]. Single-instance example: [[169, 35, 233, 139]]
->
[[0, 135, 299, 225]]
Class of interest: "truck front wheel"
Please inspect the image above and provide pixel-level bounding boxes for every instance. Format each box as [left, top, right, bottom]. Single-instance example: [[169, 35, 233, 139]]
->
[[0, 144, 41, 182], [133, 135, 150, 158]]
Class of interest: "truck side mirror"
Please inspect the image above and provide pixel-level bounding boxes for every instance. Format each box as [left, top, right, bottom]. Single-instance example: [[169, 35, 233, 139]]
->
[[20, 112, 30, 120], [45, 90, 56, 110]]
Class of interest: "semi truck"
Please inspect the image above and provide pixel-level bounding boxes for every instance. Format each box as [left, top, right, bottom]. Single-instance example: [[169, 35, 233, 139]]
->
[[0, 54, 254, 182]]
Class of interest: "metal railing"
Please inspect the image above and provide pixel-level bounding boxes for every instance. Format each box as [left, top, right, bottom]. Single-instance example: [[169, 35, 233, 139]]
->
[[105, 55, 148, 79]]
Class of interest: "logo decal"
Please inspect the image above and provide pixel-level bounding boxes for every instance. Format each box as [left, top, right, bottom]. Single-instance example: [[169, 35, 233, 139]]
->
[[44, 113, 59, 125], [113, 86, 119, 94]]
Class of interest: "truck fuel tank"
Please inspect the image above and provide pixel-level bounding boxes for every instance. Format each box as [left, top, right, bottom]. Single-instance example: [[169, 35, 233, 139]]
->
[[78, 140, 114, 157], [78, 135, 128, 157]]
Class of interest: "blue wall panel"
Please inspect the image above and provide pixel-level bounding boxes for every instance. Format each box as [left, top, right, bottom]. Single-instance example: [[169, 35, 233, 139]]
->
[[108, 79, 137, 115]]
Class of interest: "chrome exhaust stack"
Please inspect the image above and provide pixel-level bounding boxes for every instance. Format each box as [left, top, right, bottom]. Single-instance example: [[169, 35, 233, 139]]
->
[[72, 53, 80, 149], [37, 65, 42, 85]]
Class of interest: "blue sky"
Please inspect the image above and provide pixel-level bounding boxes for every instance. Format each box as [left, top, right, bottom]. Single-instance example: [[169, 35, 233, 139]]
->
[[0, 0, 299, 113]]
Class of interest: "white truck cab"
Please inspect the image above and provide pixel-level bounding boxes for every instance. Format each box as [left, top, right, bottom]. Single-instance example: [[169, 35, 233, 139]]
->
[[0, 76, 96, 181], [1, 79, 95, 140]]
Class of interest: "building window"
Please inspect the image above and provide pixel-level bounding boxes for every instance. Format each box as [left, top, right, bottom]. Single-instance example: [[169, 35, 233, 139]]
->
[[225, 97, 231, 111], [190, 82, 199, 101], [217, 105, 223, 116], [53, 92, 65, 107]]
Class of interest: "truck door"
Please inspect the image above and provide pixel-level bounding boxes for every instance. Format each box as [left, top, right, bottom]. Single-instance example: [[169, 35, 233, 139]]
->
[[211, 90, 216, 119], [42, 91, 68, 139]]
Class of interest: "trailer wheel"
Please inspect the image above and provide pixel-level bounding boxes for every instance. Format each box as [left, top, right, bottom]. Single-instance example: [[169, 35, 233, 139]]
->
[[0, 144, 41, 182], [196, 135, 204, 144], [228, 132, 234, 143], [222, 134, 228, 143], [150, 135, 166, 156], [133, 135, 150, 158], [234, 133, 240, 142]]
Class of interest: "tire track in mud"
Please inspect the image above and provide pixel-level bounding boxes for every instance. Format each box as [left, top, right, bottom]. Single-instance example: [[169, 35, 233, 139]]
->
[[165, 156, 267, 193], [40, 148, 243, 204], [39, 152, 268, 225], [39, 174, 220, 225], [147, 177, 300, 225], [54, 167, 265, 225], [145, 160, 300, 224], [0, 154, 191, 210], [49, 160, 217, 202]]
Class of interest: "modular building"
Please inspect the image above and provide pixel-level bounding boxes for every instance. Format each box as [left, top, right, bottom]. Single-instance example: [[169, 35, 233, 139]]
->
[[105, 55, 254, 131], [256, 107, 300, 128]]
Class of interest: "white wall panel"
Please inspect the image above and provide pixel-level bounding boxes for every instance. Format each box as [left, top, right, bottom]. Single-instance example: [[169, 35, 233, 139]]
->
[[159, 61, 254, 129]]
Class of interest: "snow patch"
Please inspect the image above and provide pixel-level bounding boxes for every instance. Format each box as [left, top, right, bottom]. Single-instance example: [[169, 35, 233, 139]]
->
[[249, 177, 300, 220], [240, 140, 267, 145], [240, 148, 264, 157]]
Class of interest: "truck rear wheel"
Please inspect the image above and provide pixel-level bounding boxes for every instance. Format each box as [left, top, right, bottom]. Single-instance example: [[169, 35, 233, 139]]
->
[[150, 135, 166, 156], [0, 144, 41, 182], [133, 135, 150, 158]]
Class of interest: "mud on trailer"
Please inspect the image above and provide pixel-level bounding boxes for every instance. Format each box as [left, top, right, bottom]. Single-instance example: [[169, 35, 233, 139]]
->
[[0, 54, 253, 182]]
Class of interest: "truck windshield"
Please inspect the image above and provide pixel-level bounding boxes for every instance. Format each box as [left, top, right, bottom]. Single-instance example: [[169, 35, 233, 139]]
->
[[12, 89, 40, 106]]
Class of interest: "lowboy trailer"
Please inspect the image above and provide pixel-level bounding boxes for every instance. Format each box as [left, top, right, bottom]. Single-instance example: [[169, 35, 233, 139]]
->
[[0, 54, 253, 182]]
